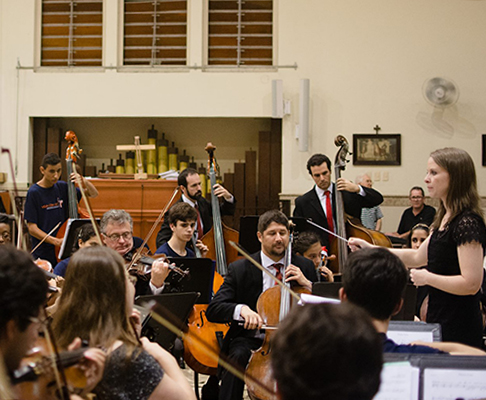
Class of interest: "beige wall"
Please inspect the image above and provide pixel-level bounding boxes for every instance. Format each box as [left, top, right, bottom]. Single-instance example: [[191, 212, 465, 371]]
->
[[1, 0, 486, 232]]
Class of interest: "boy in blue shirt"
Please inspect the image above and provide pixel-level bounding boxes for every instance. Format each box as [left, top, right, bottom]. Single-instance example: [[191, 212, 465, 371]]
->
[[24, 153, 98, 266]]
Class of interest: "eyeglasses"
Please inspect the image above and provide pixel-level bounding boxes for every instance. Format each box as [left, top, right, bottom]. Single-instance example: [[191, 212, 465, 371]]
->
[[410, 196, 423, 200], [103, 231, 132, 242]]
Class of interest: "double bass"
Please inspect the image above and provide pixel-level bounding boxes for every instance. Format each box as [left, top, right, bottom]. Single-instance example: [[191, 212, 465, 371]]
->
[[328, 135, 391, 273], [55, 131, 91, 260], [183, 143, 238, 375]]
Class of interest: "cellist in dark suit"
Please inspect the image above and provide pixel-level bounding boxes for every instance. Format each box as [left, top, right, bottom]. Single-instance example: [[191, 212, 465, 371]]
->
[[206, 210, 316, 400], [155, 168, 236, 248], [293, 153, 383, 249]]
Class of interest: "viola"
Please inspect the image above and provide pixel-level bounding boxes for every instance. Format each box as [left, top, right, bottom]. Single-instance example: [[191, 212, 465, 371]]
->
[[328, 135, 391, 273]]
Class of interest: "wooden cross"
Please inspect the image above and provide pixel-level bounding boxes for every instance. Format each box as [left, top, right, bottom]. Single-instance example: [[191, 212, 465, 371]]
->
[[116, 136, 156, 180], [373, 125, 381, 134]]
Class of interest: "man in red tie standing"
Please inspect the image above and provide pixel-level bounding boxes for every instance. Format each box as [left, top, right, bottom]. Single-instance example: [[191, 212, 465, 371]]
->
[[206, 210, 316, 400], [293, 154, 384, 250]]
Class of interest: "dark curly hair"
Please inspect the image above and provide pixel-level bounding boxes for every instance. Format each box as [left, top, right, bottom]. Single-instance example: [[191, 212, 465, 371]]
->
[[0, 246, 48, 334], [272, 303, 382, 400]]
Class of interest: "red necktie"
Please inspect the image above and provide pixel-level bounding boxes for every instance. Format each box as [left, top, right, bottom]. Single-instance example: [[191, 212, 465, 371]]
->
[[324, 190, 334, 234], [272, 263, 283, 284], [195, 203, 204, 239]]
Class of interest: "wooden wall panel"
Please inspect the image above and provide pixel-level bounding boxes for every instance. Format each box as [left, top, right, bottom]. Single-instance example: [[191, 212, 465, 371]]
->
[[258, 131, 271, 214], [244, 150, 257, 215]]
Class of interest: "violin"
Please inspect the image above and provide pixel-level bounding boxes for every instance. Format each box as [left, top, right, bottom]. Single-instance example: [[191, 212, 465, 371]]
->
[[12, 337, 88, 400], [125, 247, 189, 282]]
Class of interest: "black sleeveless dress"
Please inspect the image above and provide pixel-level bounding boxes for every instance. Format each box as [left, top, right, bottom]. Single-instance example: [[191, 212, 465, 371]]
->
[[426, 210, 486, 348]]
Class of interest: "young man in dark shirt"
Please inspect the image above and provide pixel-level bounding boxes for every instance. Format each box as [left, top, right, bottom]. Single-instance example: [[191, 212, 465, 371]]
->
[[155, 202, 208, 258], [24, 153, 98, 266]]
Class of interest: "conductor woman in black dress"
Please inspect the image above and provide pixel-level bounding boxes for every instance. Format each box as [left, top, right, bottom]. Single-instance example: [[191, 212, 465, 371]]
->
[[350, 148, 486, 348]]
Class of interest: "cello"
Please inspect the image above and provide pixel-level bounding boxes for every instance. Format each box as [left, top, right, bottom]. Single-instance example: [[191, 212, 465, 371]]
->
[[328, 135, 391, 273], [183, 143, 238, 376], [244, 226, 309, 400]]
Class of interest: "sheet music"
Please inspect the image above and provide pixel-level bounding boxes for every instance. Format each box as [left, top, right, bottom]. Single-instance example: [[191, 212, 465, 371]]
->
[[423, 368, 486, 400], [374, 362, 419, 400], [387, 330, 434, 345]]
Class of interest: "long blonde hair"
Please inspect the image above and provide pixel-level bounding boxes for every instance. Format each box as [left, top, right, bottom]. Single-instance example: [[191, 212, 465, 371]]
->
[[430, 147, 483, 229], [52, 246, 138, 350]]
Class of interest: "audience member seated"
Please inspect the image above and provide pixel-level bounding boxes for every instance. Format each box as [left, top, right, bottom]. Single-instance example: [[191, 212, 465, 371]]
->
[[155, 202, 208, 257], [53, 223, 99, 277], [271, 303, 382, 400], [294, 231, 333, 282], [356, 174, 383, 231], [52, 246, 196, 400], [387, 186, 435, 243], [340, 247, 485, 355]]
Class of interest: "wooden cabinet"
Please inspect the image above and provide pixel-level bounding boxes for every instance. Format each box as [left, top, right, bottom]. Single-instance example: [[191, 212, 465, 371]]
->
[[88, 179, 179, 252]]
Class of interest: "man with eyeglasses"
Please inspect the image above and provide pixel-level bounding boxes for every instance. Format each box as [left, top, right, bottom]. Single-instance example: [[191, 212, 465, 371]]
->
[[100, 209, 170, 296], [386, 186, 436, 243]]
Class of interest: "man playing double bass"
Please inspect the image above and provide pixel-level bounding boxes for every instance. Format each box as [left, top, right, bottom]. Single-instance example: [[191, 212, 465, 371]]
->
[[206, 210, 316, 400], [155, 168, 236, 248], [293, 153, 383, 250], [24, 153, 98, 266]]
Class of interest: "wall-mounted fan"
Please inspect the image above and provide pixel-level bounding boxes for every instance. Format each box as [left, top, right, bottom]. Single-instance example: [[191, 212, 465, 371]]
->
[[423, 77, 460, 108]]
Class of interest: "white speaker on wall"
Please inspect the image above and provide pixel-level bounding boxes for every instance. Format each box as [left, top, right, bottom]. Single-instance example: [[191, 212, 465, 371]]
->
[[297, 78, 310, 152], [272, 79, 284, 118]]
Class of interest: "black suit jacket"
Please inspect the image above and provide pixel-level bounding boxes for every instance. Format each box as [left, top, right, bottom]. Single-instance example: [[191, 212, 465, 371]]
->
[[155, 196, 236, 248], [206, 252, 316, 343], [293, 183, 383, 248]]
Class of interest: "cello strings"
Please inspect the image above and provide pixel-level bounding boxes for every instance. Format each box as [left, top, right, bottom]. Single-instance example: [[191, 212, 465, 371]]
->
[[144, 301, 275, 398], [228, 241, 301, 302], [305, 219, 349, 243]]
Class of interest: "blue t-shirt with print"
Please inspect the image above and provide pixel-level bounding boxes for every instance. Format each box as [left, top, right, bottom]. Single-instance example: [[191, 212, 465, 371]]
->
[[24, 181, 80, 265]]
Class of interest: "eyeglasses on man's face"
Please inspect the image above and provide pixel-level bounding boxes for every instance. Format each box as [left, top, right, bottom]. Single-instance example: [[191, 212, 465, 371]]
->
[[102, 231, 132, 242]]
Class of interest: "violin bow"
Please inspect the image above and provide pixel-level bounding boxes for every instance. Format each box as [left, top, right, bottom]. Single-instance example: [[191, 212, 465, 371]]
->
[[228, 241, 300, 302], [30, 221, 62, 254], [40, 308, 71, 400], [143, 301, 275, 398], [127, 186, 180, 271], [73, 173, 103, 246], [306, 219, 349, 243], [1, 147, 28, 250]]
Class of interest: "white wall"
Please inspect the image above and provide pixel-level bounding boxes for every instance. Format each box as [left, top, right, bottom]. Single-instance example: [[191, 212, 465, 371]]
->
[[1, 0, 486, 210]]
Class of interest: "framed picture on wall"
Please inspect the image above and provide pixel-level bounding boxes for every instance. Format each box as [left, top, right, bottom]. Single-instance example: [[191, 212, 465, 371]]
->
[[353, 134, 401, 166]]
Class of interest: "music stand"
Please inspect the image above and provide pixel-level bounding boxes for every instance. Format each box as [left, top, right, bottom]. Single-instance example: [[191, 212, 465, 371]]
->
[[58, 218, 100, 259], [312, 281, 342, 300], [165, 257, 215, 304], [135, 292, 200, 350]]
